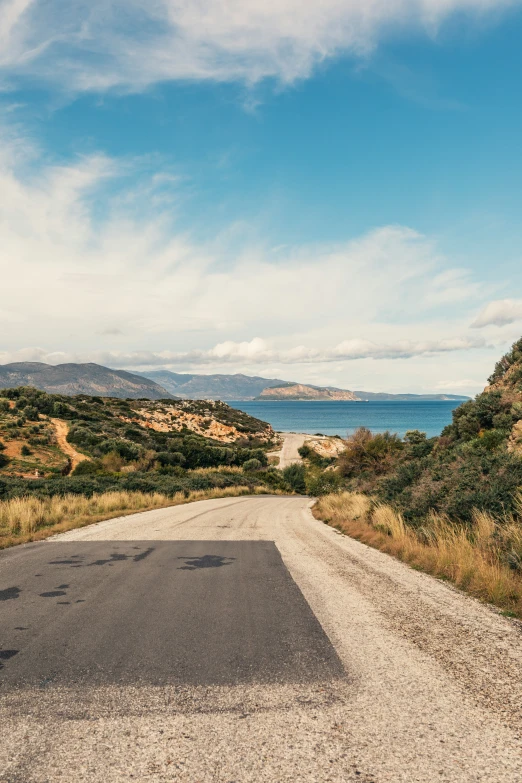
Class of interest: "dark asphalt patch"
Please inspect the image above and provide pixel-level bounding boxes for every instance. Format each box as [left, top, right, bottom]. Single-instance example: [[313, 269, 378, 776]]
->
[[0, 540, 344, 689], [0, 586, 21, 601], [177, 554, 235, 570]]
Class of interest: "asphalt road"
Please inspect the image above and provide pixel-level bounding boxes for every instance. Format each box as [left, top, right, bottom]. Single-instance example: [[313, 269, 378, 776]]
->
[[0, 540, 342, 688], [2, 495, 522, 782]]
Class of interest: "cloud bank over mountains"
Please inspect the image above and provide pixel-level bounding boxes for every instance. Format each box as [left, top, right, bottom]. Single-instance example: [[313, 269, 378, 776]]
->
[[0, 122, 496, 392], [1, 0, 520, 91], [0, 336, 487, 370]]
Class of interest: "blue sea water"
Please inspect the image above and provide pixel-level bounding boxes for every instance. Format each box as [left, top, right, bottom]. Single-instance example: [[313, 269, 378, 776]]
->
[[228, 400, 463, 438]]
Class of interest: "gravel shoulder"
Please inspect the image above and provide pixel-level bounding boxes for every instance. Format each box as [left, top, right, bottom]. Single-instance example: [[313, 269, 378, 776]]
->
[[2, 495, 522, 781]]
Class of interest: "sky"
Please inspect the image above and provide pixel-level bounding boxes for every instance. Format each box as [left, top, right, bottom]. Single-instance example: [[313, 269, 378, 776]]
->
[[1, 0, 522, 395]]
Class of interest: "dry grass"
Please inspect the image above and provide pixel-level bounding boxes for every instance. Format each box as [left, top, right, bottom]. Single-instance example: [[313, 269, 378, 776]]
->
[[314, 491, 522, 618], [0, 485, 272, 549]]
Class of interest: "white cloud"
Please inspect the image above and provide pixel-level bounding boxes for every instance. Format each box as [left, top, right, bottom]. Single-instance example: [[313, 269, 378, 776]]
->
[[471, 298, 522, 328], [0, 336, 486, 369], [0, 124, 496, 388], [0, 0, 519, 91]]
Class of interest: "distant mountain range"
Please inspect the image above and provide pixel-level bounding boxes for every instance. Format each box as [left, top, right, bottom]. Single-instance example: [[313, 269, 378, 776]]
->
[[0, 363, 173, 400], [0, 363, 471, 402], [138, 371, 288, 400], [138, 370, 470, 401]]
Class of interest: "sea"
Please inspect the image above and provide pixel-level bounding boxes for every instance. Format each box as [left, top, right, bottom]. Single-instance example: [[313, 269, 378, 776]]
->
[[228, 400, 464, 439]]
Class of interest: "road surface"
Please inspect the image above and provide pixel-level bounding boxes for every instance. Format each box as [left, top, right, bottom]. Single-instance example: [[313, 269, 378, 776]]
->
[[2, 495, 522, 782], [277, 432, 308, 467]]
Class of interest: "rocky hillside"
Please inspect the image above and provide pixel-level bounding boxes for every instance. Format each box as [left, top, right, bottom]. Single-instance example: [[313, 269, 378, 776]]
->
[[0, 363, 173, 400], [257, 383, 358, 401], [0, 387, 274, 480], [338, 337, 522, 522]]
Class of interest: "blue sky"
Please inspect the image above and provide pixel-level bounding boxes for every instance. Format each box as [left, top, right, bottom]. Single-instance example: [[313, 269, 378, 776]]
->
[[1, 0, 522, 394]]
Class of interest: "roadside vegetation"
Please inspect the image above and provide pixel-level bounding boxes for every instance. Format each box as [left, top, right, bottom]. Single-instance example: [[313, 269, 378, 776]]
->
[[305, 338, 522, 617], [0, 387, 304, 547], [0, 485, 277, 549], [314, 492, 522, 617], [0, 386, 296, 501]]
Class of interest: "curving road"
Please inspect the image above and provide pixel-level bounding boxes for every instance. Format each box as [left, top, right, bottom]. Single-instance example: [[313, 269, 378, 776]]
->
[[2, 496, 522, 781], [277, 432, 308, 468]]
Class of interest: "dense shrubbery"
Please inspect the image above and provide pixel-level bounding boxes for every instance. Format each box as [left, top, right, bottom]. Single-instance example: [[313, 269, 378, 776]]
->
[[0, 386, 271, 477], [0, 469, 263, 501], [488, 336, 522, 385], [282, 463, 307, 494], [333, 339, 522, 524]]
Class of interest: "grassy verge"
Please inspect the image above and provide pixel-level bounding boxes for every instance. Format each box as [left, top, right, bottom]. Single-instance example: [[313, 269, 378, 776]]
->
[[314, 492, 522, 619], [0, 485, 273, 549]]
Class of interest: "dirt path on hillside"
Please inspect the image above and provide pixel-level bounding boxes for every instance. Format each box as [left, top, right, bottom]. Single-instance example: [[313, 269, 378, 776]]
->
[[51, 419, 90, 472]]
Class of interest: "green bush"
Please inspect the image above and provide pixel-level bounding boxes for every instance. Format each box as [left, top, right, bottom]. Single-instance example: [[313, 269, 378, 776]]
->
[[305, 470, 341, 496], [72, 460, 102, 476], [242, 458, 262, 472], [338, 427, 403, 477], [21, 445, 32, 456], [282, 463, 307, 494]]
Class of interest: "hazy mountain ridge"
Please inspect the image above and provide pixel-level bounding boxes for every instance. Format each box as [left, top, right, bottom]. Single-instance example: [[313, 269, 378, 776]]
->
[[139, 370, 470, 401], [139, 371, 289, 400], [0, 363, 174, 400], [0, 363, 470, 401]]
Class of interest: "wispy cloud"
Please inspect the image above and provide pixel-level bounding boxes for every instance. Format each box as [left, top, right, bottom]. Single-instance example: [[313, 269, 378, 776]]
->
[[0, 122, 496, 386], [0, 336, 486, 370], [471, 298, 522, 328], [0, 0, 519, 92]]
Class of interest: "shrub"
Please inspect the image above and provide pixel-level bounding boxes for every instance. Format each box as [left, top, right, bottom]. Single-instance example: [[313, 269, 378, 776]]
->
[[338, 427, 403, 477], [72, 460, 101, 476], [21, 445, 32, 456], [306, 470, 341, 496], [242, 458, 262, 472], [282, 463, 307, 494]]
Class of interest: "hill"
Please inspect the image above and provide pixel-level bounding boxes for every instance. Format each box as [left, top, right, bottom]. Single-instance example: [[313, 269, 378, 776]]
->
[[336, 337, 522, 522], [351, 391, 468, 401], [138, 371, 289, 400], [257, 383, 358, 401], [0, 387, 274, 482], [138, 370, 469, 401], [0, 363, 470, 401], [0, 363, 173, 400]]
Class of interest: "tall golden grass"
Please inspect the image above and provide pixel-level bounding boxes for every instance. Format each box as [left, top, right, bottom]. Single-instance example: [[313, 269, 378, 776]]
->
[[314, 491, 522, 617], [0, 485, 271, 549]]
